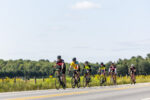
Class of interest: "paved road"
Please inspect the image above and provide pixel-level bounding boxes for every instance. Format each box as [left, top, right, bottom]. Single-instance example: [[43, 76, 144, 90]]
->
[[1, 83, 150, 100]]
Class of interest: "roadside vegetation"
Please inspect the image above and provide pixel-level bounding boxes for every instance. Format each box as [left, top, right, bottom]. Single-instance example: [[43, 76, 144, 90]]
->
[[0, 75, 150, 92]]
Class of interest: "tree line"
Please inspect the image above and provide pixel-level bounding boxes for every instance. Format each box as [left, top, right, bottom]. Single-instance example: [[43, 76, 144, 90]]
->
[[0, 54, 150, 79]]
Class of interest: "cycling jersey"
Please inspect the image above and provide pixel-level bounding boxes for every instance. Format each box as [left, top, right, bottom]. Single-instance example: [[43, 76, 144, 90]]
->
[[70, 61, 79, 70], [130, 66, 136, 74], [83, 65, 91, 72], [84, 65, 90, 70], [109, 66, 117, 74], [56, 59, 66, 74], [99, 66, 105, 70], [99, 66, 106, 73]]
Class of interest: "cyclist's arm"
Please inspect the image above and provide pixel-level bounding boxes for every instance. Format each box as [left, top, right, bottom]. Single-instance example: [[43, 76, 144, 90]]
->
[[82, 65, 85, 74], [98, 67, 100, 72], [77, 64, 80, 69], [61, 63, 64, 70], [89, 65, 92, 72], [99, 69, 101, 74], [69, 64, 72, 71], [134, 67, 136, 72], [115, 68, 117, 75], [104, 68, 106, 73], [128, 68, 131, 75], [83, 65, 85, 70], [51, 66, 56, 76], [108, 68, 110, 73]]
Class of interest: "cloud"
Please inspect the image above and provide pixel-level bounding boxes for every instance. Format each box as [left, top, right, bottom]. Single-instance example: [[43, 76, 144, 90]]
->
[[72, 1, 100, 10]]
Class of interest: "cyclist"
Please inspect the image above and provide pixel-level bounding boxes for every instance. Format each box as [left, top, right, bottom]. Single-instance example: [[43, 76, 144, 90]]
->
[[109, 63, 117, 84], [69, 57, 80, 82], [53, 55, 66, 86], [129, 64, 136, 84], [83, 61, 91, 78], [98, 62, 106, 81]]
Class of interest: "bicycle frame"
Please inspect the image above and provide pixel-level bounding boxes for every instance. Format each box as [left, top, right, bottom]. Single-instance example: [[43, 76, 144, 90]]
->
[[55, 70, 65, 89], [71, 70, 80, 88], [99, 72, 106, 86], [83, 70, 91, 87], [110, 72, 116, 85], [130, 72, 136, 84]]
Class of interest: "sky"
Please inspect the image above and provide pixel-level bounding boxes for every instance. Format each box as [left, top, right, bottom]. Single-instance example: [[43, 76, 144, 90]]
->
[[0, 0, 150, 63]]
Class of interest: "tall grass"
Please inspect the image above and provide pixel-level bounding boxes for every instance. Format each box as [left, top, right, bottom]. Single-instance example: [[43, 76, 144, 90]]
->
[[0, 75, 150, 92]]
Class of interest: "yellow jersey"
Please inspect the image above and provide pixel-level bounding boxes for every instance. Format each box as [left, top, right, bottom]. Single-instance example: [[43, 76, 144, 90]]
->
[[99, 66, 105, 70], [84, 65, 90, 70], [70, 61, 79, 70]]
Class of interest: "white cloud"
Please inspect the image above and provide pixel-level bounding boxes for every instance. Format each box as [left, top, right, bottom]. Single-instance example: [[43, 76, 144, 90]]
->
[[72, 1, 100, 10]]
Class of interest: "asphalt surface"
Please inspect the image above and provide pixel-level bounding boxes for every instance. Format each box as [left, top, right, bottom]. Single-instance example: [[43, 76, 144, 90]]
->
[[1, 83, 150, 100]]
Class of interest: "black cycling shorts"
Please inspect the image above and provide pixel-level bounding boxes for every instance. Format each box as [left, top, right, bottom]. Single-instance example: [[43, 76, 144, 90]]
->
[[73, 70, 79, 76], [62, 69, 66, 74]]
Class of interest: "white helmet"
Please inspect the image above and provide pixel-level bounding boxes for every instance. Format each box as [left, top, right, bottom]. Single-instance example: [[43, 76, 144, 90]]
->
[[131, 64, 134, 67]]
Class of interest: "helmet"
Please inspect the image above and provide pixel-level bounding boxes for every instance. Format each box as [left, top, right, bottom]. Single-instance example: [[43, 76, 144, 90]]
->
[[57, 55, 61, 59], [131, 64, 134, 67], [101, 62, 104, 65], [85, 61, 89, 64], [72, 57, 76, 62]]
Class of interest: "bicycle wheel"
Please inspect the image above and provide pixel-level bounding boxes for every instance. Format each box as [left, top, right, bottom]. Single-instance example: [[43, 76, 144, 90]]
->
[[131, 75, 135, 85], [110, 77, 114, 85], [100, 77, 103, 86], [77, 79, 80, 88], [60, 77, 66, 89], [76, 77, 81, 88], [100, 75, 105, 86], [113, 75, 117, 85], [87, 77, 91, 87], [71, 77, 75, 88], [83, 77, 87, 88], [55, 77, 60, 90], [62, 81, 66, 89]]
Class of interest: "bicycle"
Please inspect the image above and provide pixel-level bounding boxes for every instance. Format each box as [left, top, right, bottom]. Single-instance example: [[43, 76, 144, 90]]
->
[[110, 72, 117, 85], [99, 73, 106, 86], [71, 70, 80, 88], [130, 72, 136, 85], [83, 70, 91, 88], [54, 70, 66, 90]]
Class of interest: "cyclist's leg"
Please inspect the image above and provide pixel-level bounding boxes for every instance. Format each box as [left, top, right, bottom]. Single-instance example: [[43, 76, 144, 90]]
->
[[56, 70, 60, 77], [102, 73, 105, 82], [104, 73, 106, 81], [84, 70, 87, 78], [62, 73, 66, 85], [112, 73, 115, 84], [78, 70, 80, 80], [56, 70, 62, 84], [111, 72, 113, 82], [73, 70, 76, 78], [74, 70, 77, 80], [77, 70, 80, 82], [114, 74, 117, 84], [113, 72, 116, 84], [131, 73, 133, 79], [130, 73, 133, 84], [115, 73, 116, 80], [133, 73, 136, 83]]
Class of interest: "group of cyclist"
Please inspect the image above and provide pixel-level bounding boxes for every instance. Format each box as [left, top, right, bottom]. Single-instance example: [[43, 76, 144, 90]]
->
[[53, 55, 137, 88]]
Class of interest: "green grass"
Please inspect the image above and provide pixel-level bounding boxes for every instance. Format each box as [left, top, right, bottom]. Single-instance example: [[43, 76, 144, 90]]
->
[[0, 75, 150, 92]]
